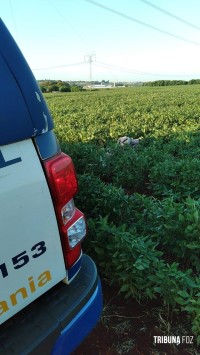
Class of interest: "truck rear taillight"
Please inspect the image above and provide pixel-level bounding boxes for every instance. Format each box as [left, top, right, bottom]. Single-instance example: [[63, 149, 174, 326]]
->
[[68, 215, 86, 248], [44, 152, 78, 205], [43, 153, 86, 268]]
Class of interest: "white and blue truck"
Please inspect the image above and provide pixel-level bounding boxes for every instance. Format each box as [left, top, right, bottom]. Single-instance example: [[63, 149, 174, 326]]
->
[[0, 19, 102, 354]]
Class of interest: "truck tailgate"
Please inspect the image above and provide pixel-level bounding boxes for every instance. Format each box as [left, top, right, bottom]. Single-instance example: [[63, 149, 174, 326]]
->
[[0, 255, 102, 355], [0, 139, 66, 324]]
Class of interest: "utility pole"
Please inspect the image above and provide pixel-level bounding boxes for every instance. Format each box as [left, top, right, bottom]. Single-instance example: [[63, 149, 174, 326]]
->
[[84, 54, 96, 82]]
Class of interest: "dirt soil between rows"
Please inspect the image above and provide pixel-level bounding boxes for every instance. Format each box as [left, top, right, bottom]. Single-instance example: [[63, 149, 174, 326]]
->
[[72, 279, 198, 355]]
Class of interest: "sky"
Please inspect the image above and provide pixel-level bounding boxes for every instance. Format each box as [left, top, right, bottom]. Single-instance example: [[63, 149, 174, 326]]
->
[[1, 0, 200, 82]]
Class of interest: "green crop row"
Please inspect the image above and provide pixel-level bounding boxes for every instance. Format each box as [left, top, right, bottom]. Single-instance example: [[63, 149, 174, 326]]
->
[[46, 85, 200, 143], [61, 131, 200, 200], [87, 216, 200, 340], [74, 174, 199, 270]]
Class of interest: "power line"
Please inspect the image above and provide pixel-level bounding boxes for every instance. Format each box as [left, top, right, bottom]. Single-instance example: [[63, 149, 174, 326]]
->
[[96, 61, 200, 79], [140, 0, 200, 32], [83, 0, 200, 47], [9, 0, 20, 43], [95, 61, 152, 75], [33, 59, 200, 79], [47, 0, 92, 51], [95, 61, 182, 77], [96, 61, 119, 82], [33, 61, 86, 70]]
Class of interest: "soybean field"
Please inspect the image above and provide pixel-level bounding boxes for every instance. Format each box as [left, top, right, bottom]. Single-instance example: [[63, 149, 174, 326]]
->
[[45, 85, 200, 346]]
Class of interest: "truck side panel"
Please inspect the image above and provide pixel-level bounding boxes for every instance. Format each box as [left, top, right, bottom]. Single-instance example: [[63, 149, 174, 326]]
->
[[0, 139, 66, 324]]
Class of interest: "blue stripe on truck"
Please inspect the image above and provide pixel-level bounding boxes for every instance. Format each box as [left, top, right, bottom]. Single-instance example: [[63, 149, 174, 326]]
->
[[52, 279, 103, 355]]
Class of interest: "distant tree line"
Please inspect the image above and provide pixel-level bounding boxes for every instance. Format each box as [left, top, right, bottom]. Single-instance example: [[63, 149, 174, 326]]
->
[[38, 80, 84, 93], [143, 79, 200, 87]]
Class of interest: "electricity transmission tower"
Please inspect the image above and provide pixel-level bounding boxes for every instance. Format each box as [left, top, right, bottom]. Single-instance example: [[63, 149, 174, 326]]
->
[[84, 54, 96, 82]]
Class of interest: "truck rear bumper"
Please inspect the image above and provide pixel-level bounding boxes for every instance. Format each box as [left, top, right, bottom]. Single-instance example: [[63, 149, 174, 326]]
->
[[0, 255, 103, 355], [52, 278, 102, 355]]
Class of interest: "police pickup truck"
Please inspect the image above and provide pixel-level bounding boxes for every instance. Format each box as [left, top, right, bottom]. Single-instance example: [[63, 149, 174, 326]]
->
[[0, 19, 102, 354]]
